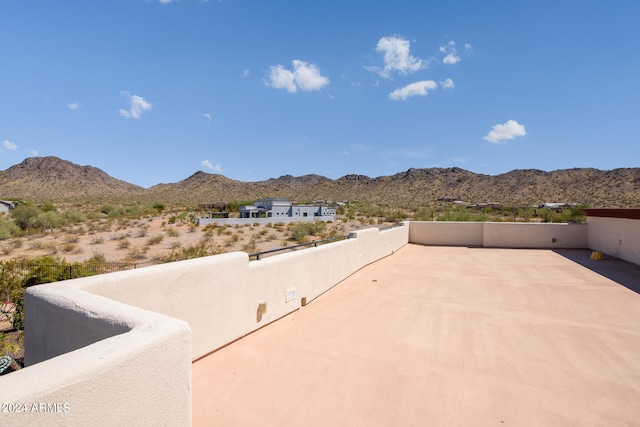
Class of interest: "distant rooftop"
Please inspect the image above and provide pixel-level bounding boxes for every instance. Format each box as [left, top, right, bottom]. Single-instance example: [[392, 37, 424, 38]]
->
[[582, 208, 640, 220], [194, 244, 640, 426]]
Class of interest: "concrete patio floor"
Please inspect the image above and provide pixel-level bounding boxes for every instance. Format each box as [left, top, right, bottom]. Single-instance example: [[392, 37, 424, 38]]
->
[[193, 244, 640, 426]]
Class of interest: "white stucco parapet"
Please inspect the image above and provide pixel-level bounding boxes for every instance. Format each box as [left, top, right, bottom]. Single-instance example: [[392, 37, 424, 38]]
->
[[2, 278, 192, 426]]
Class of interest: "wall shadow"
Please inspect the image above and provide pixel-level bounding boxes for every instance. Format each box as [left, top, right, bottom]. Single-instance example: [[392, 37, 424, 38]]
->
[[553, 249, 640, 295]]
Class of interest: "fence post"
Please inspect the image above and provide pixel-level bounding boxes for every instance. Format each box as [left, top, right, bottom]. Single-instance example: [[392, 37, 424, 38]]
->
[[69, 266, 73, 280]]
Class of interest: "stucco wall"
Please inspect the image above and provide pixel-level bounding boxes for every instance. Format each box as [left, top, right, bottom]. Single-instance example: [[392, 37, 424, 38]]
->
[[483, 222, 588, 248], [88, 224, 409, 360], [4, 281, 192, 426], [408, 221, 588, 249], [408, 221, 484, 246], [587, 216, 640, 265]]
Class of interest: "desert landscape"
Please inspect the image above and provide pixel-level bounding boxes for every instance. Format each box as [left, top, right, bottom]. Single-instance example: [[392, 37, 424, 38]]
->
[[0, 211, 376, 264]]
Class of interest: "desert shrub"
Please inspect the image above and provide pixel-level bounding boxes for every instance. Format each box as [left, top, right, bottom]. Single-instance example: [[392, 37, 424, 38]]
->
[[413, 208, 433, 221], [242, 239, 257, 251], [61, 210, 86, 224], [437, 206, 472, 222], [100, 204, 119, 216], [126, 246, 148, 260], [0, 217, 20, 239], [124, 205, 143, 216], [147, 235, 164, 245], [163, 239, 221, 262], [11, 205, 42, 232], [563, 207, 586, 223], [291, 221, 325, 243], [62, 243, 76, 253], [41, 203, 56, 213], [166, 227, 180, 237], [28, 241, 44, 250], [87, 252, 107, 263], [0, 256, 78, 330], [118, 239, 131, 250], [538, 208, 559, 223], [64, 235, 79, 244], [90, 236, 104, 244], [111, 232, 130, 241]]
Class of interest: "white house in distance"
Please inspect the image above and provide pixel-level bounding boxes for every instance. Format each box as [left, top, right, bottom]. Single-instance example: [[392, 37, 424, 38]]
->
[[196, 198, 337, 226], [0, 200, 18, 213]]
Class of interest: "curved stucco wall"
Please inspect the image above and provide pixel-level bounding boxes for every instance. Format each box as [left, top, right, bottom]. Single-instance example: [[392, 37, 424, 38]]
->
[[3, 281, 192, 426], [587, 216, 640, 265]]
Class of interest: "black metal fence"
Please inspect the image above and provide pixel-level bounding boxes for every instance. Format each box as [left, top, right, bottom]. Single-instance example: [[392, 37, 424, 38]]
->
[[248, 222, 405, 260], [248, 235, 351, 260], [0, 260, 164, 289]]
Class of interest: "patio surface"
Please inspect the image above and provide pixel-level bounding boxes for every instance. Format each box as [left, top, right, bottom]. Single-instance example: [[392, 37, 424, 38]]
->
[[193, 244, 640, 426]]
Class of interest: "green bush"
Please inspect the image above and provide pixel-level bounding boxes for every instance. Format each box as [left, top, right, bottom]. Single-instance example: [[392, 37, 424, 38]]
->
[[291, 221, 325, 243], [0, 217, 20, 239]]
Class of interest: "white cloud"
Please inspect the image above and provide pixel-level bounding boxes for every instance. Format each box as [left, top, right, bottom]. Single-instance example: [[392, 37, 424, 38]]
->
[[158, 0, 174, 4], [375, 35, 425, 78], [440, 41, 460, 65], [202, 159, 222, 173], [204, 113, 212, 122], [267, 65, 296, 92], [118, 91, 153, 119], [483, 120, 527, 143], [30, 149, 38, 156], [241, 69, 250, 78], [266, 60, 329, 93], [464, 43, 473, 51], [389, 80, 438, 101], [3, 140, 18, 151], [67, 102, 80, 110], [440, 78, 455, 89]]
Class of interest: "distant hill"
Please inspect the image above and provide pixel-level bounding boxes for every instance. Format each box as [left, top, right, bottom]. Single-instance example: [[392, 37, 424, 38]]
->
[[0, 157, 145, 202], [1, 156, 639, 207]]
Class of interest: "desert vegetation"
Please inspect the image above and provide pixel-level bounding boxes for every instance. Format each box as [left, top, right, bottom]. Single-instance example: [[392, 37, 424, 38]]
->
[[0, 200, 586, 265]]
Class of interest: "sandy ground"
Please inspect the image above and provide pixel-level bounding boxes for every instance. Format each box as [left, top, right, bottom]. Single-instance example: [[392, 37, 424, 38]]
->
[[0, 214, 382, 264]]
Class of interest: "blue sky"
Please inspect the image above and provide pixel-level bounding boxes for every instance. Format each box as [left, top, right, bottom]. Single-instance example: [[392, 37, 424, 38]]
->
[[1, 1, 639, 188]]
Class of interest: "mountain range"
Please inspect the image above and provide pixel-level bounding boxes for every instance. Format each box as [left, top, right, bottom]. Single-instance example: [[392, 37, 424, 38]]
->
[[1, 156, 639, 207]]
